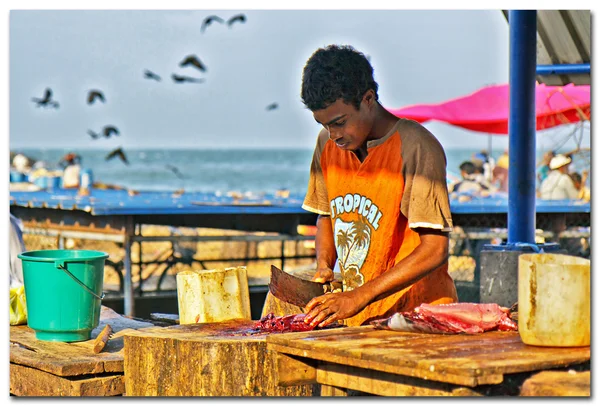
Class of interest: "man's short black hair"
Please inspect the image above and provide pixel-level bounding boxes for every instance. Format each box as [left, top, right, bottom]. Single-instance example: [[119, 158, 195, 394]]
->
[[570, 172, 582, 184], [301, 44, 379, 111], [459, 161, 477, 175]]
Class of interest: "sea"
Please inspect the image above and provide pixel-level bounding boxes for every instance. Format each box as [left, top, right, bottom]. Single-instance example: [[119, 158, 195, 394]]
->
[[13, 148, 590, 194]]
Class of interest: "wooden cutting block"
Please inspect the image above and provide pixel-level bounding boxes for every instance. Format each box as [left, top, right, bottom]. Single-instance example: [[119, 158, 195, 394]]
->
[[123, 319, 317, 396], [176, 266, 251, 324], [10, 306, 156, 396]]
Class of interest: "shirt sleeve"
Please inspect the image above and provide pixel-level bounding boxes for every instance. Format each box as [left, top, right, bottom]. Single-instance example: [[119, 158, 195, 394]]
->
[[559, 174, 580, 199], [302, 128, 331, 215], [399, 120, 453, 232]]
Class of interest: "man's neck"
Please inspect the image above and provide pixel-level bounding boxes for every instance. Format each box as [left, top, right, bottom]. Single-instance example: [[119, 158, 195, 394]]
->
[[368, 103, 399, 141], [353, 104, 399, 162]]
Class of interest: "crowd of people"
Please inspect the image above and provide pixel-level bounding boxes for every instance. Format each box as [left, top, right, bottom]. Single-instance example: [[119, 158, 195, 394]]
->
[[10, 151, 83, 189], [449, 149, 509, 199], [448, 149, 590, 202], [537, 151, 590, 202]]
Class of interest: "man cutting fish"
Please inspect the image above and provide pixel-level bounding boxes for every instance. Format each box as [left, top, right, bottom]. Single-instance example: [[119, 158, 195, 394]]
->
[[300, 45, 458, 328]]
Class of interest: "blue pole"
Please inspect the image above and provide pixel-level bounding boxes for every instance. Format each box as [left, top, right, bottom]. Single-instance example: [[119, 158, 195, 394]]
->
[[508, 10, 537, 244], [536, 63, 590, 75]]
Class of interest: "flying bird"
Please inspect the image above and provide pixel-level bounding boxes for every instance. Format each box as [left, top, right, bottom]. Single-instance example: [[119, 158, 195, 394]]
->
[[31, 88, 58, 108], [87, 129, 100, 139], [227, 14, 246, 27], [201, 15, 224, 33], [179, 54, 207, 72], [165, 164, 186, 179], [103, 125, 120, 138], [105, 147, 129, 165], [266, 102, 279, 111], [144, 69, 162, 81], [87, 89, 105, 105], [171, 74, 205, 84]]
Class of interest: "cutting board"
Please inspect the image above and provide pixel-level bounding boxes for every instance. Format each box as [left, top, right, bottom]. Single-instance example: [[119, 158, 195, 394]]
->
[[10, 306, 157, 396], [266, 326, 590, 387], [123, 319, 317, 396]]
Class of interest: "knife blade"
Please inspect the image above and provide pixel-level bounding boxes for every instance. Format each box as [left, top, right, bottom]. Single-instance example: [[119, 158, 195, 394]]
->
[[269, 265, 342, 307]]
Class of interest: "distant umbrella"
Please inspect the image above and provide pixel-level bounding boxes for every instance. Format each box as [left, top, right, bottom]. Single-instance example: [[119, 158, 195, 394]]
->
[[165, 164, 186, 179], [201, 15, 224, 33], [87, 89, 105, 105], [179, 54, 207, 72], [266, 102, 279, 111], [103, 125, 120, 138], [105, 147, 129, 165], [87, 129, 100, 139], [171, 74, 205, 84], [227, 14, 246, 27], [144, 69, 162, 81]]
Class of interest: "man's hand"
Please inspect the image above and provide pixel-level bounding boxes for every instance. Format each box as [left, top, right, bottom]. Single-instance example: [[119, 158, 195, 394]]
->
[[312, 267, 334, 283], [303, 289, 368, 328]]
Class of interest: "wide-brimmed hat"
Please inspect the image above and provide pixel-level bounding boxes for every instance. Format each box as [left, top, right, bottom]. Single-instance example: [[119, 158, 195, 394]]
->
[[549, 154, 572, 170]]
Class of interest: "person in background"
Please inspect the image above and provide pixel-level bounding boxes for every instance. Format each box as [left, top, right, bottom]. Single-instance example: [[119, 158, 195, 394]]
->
[[299, 44, 457, 328], [59, 152, 81, 189], [12, 153, 32, 174], [569, 171, 590, 202], [9, 214, 25, 288], [473, 150, 495, 183], [537, 150, 555, 184], [451, 161, 490, 194], [492, 150, 509, 193], [539, 154, 579, 200]]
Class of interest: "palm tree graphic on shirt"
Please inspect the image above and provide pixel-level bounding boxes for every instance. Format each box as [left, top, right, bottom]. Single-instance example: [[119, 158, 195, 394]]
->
[[334, 216, 371, 291]]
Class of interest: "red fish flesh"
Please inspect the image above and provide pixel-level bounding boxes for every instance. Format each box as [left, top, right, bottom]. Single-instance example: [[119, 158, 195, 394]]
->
[[254, 313, 316, 333], [371, 302, 518, 334]]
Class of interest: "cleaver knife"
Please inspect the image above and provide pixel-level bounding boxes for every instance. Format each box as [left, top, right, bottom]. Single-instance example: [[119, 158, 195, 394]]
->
[[269, 265, 342, 307]]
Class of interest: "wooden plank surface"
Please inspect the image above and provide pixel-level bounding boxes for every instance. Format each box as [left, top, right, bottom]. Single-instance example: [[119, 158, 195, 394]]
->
[[123, 319, 316, 396], [316, 363, 482, 396], [520, 370, 590, 397], [267, 326, 590, 387], [10, 306, 156, 377], [10, 363, 125, 396]]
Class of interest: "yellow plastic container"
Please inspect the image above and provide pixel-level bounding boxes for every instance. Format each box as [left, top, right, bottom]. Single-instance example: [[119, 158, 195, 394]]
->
[[518, 253, 590, 347], [176, 266, 251, 324]]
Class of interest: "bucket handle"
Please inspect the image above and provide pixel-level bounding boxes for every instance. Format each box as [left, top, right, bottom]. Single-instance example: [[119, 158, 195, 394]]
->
[[55, 261, 105, 300]]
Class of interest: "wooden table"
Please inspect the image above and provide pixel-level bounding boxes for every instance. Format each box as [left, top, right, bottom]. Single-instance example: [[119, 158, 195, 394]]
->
[[10, 306, 156, 396], [520, 370, 590, 396], [123, 319, 317, 396], [266, 326, 590, 396]]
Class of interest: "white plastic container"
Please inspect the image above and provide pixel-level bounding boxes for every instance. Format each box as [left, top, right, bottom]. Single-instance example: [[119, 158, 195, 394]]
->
[[518, 253, 590, 347]]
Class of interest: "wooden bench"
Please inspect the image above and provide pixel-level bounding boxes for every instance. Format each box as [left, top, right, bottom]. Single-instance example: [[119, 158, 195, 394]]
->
[[10, 306, 157, 396], [520, 370, 590, 396]]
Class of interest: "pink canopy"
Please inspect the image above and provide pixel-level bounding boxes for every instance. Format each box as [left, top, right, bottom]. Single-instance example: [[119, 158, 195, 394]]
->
[[387, 83, 590, 134]]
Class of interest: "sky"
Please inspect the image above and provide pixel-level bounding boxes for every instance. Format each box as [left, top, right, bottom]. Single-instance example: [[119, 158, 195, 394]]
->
[[9, 9, 591, 152], [6, 9, 536, 151]]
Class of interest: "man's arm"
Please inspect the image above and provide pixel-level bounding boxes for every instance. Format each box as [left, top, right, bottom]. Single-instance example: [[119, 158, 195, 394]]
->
[[313, 215, 337, 283], [353, 228, 448, 305], [304, 228, 449, 327]]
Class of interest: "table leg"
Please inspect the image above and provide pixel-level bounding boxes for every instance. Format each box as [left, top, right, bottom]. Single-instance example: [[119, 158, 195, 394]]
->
[[320, 385, 348, 397], [124, 216, 135, 316]]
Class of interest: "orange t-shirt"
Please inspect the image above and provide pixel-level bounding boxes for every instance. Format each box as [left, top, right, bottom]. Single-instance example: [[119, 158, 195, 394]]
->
[[302, 119, 458, 326]]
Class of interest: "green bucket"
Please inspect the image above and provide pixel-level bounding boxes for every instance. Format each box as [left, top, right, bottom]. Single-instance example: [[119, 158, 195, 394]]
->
[[18, 249, 108, 342]]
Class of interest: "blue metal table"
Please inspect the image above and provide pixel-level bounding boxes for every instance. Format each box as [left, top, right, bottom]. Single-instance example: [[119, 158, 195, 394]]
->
[[10, 189, 590, 316]]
